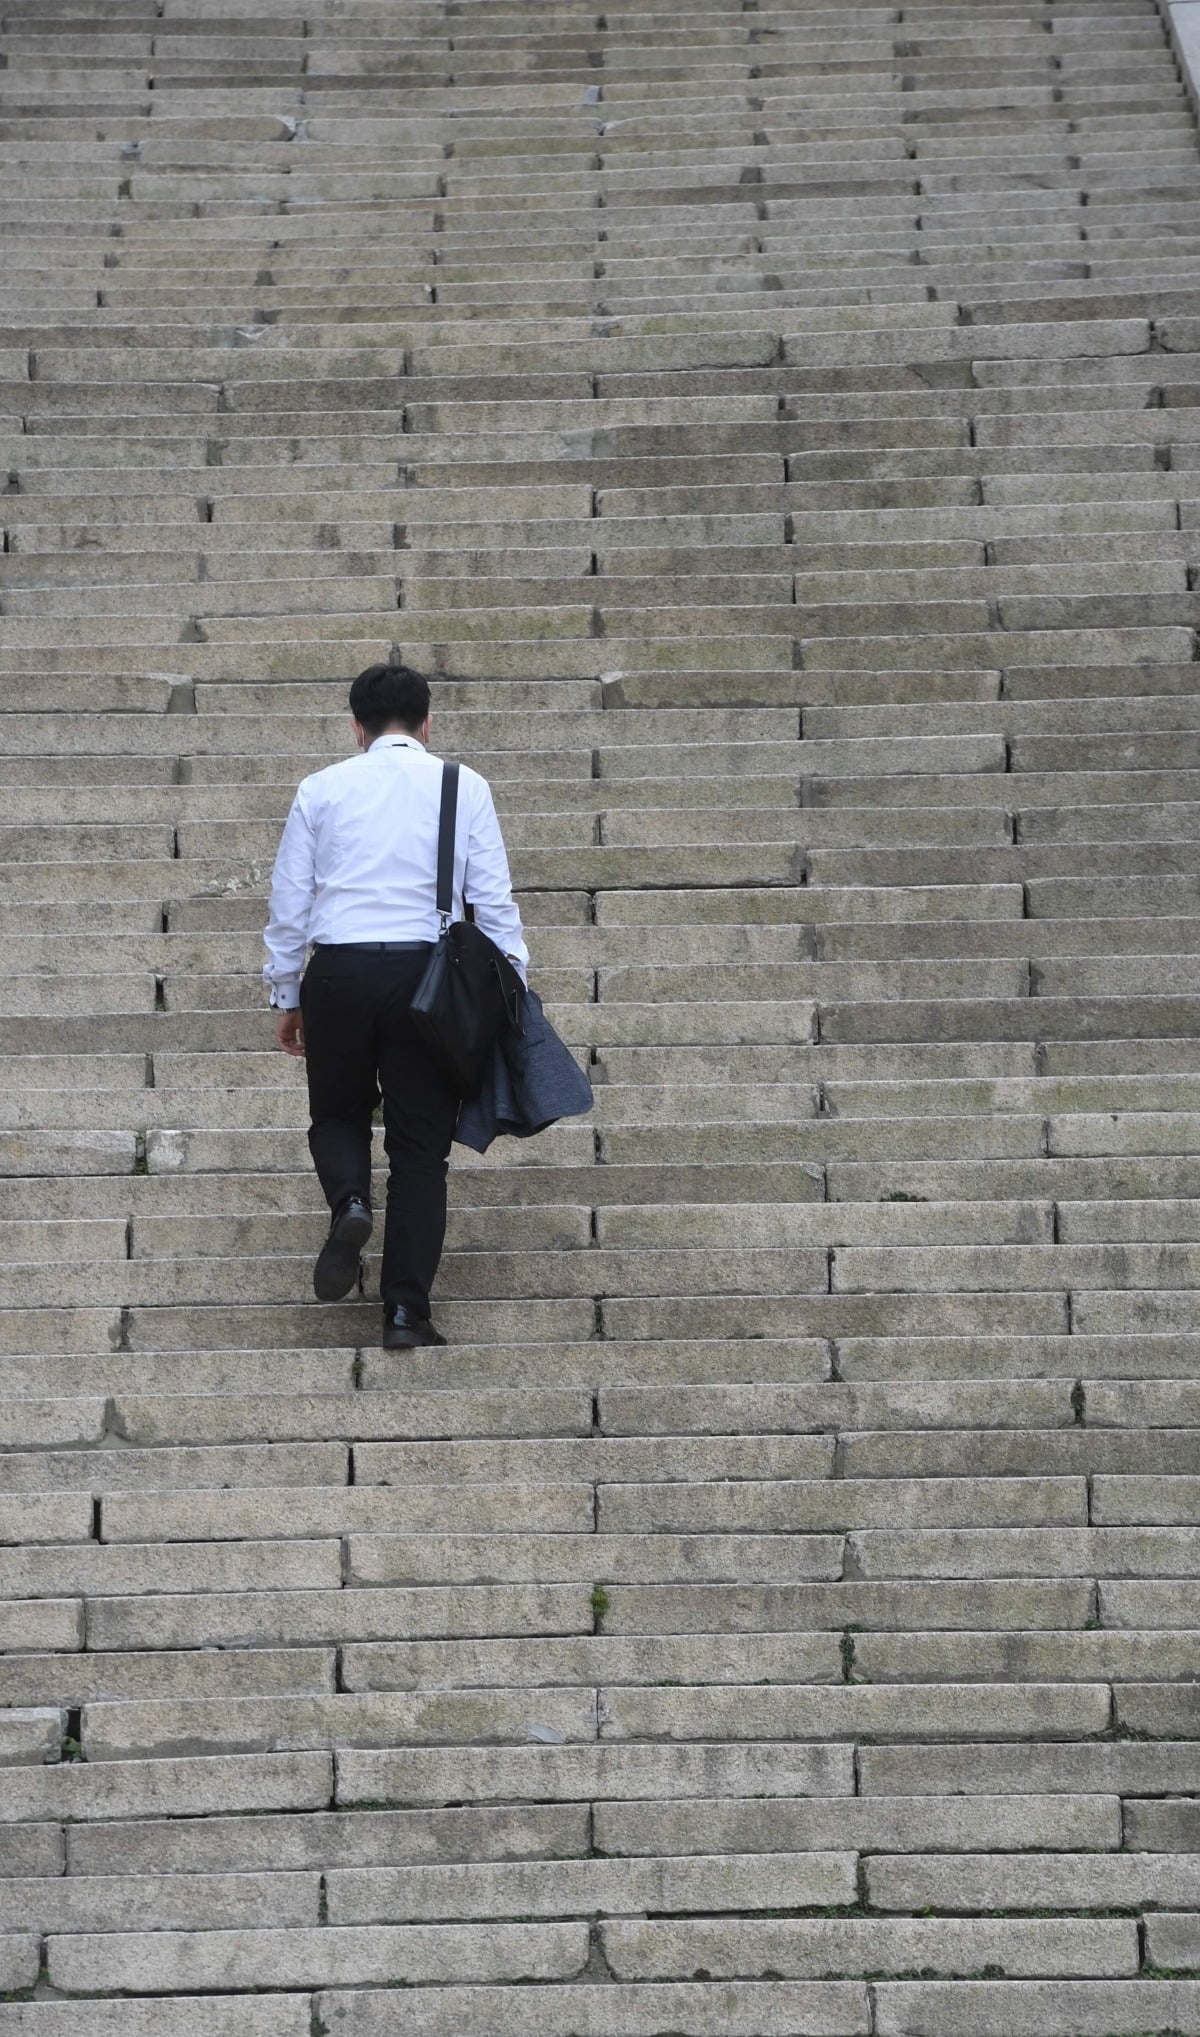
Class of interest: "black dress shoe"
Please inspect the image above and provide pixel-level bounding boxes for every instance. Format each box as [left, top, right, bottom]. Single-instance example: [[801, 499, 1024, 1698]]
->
[[382, 1305, 447, 1349], [313, 1196, 373, 1302]]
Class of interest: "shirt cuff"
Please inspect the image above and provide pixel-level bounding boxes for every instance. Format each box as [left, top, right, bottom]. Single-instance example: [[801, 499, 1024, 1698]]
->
[[269, 985, 301, 1011]]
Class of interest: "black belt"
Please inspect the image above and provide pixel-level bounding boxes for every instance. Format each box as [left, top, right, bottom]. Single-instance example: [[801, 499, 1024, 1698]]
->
[[313, 941, 434, 953]]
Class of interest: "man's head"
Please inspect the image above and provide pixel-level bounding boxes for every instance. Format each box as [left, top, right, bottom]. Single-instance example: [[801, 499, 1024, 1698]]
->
[[349, 662, 431, 748]]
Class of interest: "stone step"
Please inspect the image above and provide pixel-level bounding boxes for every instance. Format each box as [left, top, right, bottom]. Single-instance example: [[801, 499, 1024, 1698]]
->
[[0, 1324, 1192, 1394], [6, 0, 1200, 2020], [0, 1282, 1071, 1356]]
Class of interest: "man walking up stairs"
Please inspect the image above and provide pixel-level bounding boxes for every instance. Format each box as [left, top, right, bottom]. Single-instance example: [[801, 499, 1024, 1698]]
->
[[264, 658, 530, 1349]]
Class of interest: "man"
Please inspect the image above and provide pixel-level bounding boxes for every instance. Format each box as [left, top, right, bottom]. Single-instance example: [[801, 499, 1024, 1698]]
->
[[263, 662, 529, 1349]]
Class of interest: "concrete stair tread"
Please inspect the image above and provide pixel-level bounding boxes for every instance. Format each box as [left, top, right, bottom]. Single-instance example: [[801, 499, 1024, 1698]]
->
[[4, 0, 1200, 2015]]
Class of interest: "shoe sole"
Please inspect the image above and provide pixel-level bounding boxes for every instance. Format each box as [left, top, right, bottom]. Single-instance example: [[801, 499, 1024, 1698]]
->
[[313, 1206, 373, 1302]]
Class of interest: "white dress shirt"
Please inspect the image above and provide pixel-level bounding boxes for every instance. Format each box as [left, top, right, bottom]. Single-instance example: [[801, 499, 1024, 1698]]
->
[[263, 733, 529, 1011]]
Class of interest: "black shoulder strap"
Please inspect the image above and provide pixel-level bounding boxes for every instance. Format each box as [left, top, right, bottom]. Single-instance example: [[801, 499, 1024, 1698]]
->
[[436, 761, 459, 921]]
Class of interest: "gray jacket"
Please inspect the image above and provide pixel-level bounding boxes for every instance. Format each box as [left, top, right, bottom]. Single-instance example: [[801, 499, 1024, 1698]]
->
[[454, 987, 593, 1153]]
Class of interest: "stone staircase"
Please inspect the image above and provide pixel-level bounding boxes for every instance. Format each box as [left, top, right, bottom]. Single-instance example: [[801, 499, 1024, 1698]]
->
[[2, 0, 1200, 2029]]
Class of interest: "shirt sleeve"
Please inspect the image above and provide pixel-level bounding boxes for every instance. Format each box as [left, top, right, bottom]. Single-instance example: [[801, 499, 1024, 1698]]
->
[[263, 784, 317, 1009], [463, 774, 529, 985]]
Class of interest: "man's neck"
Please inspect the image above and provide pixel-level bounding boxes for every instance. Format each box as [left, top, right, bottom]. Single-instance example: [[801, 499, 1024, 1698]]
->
[[369, 727, 424, 750]]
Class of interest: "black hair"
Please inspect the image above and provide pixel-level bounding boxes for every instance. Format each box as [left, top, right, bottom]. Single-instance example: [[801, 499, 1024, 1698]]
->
[[348, 661, 431, 738]]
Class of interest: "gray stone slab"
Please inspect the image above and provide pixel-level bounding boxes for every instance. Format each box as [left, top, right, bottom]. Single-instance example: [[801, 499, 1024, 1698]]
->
[[324, 1851, 855, 1924], [0, 1752, 332, 1824], [0, 1442, 348, 1495], [46, 1922, 589, 1993], [1092, 1474, 1200, 1523], [340, 1633, 841, 1692], [855, 1629, 1194, 1682], [82, 1686, 599, 1759], [0, 1598, 82, 1651], [87, 1582, 591, 1652], [867, 1850, 1200, 1911], [0, 1869, 320, 1934], [0, 1538, 342, 1599], [0, 1648, 334, 1708], [598, 1683, 1111, 1741], [0, 1708, 63, 1766], [601, 1916, 1137, 1980], [593, 1794, 1119, 1858], [0, 1825, 64, 1878], [100, 1481, 594, 1542], [338, 1742, 851, 1810], [1165, 2, 1200, 123], [4, 13, 1200, 2033], [601, 1477, 1084, 1534], [873, 1980, 1200, 2036], [860, 1741, 1200, 1796], [0, 2007, 312, 2037], [315, 1983, 870, 2035], [352, 1436, 835, 1489], [0, 1938, 38, 1993], [68, 1803, 587, 1877]]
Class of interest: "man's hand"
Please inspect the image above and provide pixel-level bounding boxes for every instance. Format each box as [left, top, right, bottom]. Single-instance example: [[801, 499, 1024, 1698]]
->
[[275, 1009, 305, 1058]]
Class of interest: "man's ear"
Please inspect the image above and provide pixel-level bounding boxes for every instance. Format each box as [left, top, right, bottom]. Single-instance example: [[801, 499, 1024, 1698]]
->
[[352, 717, 365, 750]]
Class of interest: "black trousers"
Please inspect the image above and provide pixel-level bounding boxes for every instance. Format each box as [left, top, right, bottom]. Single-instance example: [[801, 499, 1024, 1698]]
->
[[299, 946, 460, 1318]]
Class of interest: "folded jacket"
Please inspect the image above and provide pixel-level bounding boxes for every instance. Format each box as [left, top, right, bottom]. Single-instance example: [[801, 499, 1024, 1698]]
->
[[454, 985, 594, 1153]]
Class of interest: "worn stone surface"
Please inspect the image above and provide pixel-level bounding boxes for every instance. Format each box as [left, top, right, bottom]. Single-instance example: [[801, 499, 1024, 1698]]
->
[[2, 0, 1199, 2021], [873, 1979, 1200, 2036], [315, 1985, 871, 2035], [0, 2009, 308, 2037], [46, 1922, 590, 1993]]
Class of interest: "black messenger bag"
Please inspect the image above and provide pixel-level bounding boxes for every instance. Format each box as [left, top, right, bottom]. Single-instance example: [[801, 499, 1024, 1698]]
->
[[409, 761, 524, 1097]]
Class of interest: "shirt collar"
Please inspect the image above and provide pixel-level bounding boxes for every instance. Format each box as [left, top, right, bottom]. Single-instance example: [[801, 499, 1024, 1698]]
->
[[371, 734, 423, 753]]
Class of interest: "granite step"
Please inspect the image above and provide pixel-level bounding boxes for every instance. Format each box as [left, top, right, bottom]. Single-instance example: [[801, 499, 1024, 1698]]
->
[[3, 0, 1199, 2019]]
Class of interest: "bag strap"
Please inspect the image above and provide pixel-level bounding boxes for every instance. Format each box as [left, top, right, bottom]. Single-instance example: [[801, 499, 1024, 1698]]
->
[[435, 761, 460, 926]]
